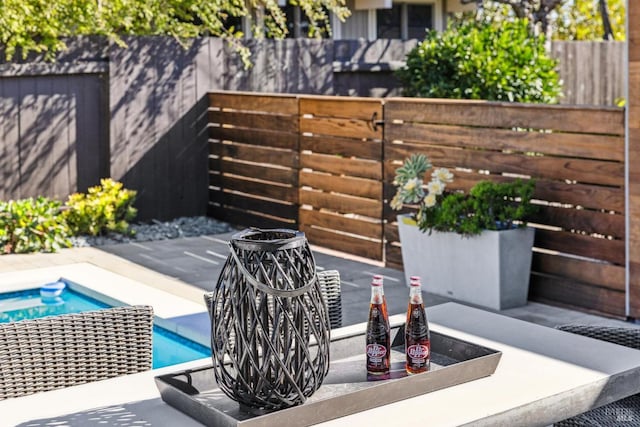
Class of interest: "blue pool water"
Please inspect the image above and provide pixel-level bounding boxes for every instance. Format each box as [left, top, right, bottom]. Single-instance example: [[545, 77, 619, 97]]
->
[[0, 286, 210, 368]]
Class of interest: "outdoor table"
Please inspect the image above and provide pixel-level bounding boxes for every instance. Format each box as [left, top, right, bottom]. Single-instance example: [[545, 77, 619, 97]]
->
[[2, 302, 639, 426]]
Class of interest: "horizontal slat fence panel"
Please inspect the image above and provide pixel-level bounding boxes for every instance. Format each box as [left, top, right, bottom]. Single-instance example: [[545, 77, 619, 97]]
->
[[386, 122, 625, 162], [384, 99, 624, 135], [208, 91, 627, 318], [383, 98, 626, 317], [208, 92, 299, 229], [299, 96, 384, 260]]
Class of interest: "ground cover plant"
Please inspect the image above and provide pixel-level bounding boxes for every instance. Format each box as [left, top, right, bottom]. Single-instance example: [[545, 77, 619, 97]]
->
[[0, 178, 137, 254], [391, 154, 537, 235]]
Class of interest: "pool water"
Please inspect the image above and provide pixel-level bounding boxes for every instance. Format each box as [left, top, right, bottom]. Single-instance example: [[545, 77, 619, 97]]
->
[[0, 286, 210, 368]]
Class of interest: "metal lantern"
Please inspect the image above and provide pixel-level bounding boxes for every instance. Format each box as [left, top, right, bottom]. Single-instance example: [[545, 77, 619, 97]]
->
[[209, 228, 331, 413]]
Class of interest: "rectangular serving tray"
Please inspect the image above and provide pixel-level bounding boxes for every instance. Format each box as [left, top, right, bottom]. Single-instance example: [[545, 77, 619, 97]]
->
[[155, 325, 501, 427]]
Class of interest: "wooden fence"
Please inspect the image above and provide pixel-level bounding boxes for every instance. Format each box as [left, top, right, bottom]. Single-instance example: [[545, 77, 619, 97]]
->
[[0, 38, 624, 222], [628, 1, 640, 318], [382, 98, 626, 317], [551, 41, 626, 106], [208, 92, 626, 318], [208, 92, 299, 228], [298, 96, 384, 260]]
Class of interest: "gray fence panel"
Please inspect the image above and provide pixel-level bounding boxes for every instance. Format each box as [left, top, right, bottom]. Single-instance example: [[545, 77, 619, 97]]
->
[[551, 41, 626, 106]]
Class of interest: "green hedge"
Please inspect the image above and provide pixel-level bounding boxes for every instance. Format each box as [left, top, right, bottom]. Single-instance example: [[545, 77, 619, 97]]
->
[[396, 19, 562, 103]]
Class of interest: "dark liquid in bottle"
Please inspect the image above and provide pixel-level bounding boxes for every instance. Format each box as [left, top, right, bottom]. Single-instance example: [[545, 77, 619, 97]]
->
[[405, 302, 430, 374], [366, 299, 390, 379]]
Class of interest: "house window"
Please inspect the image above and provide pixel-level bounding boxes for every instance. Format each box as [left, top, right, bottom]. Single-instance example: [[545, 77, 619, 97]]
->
[[283, 5, 309, 38], [377, 3, 433, 40], [376, 4, 402, 38], [407, 4, 433, 39]]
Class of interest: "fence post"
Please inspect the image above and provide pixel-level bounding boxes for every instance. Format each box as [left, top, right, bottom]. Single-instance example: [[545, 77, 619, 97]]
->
[[628, 4, 640, 318]]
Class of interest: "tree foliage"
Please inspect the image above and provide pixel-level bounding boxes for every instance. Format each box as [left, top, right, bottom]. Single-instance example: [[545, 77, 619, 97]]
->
[[554, 0, 625, 41], [396, 18, 562, 103], [0, 0, 350, 64], [454, 0, 626, 41], [460, 0, 563, 39]]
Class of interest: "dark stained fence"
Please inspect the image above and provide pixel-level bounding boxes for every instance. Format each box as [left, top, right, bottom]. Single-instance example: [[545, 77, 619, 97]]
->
[[109, 37, 222, 220], [298, 96, 384, 260], [0, 72, 108, 201], [383, 98, 626, 317], [0, 37, 625, 221], [208, 92, 300, 229], [628, 2, 640, 318]]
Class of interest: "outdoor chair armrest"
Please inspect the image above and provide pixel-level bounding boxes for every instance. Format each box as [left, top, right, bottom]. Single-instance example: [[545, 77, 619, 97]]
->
[[555, 324, 640, 349], [0, 305, 154, 400]]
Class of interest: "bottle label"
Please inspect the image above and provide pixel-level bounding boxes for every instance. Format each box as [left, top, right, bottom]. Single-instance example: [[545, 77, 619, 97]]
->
[[366, 343, 387, 362], [407, 344, 429, 360]]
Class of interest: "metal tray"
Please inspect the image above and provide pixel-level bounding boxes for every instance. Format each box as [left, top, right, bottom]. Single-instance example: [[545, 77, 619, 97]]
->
[[155, 325, 501, 427]]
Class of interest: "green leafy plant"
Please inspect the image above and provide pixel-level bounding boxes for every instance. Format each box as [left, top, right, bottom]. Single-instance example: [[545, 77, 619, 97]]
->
[[0, 0, 350, 67], [391, 154, 537, 236], [396, 18, 562, 103], [0, 197, 72, 254], [63, 178, 137, 236]]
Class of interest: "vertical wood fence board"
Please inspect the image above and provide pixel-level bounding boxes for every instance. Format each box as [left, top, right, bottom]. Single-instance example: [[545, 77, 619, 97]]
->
[[552, 41, 626, 106], [629, 2, 640, 318], [0, 78, 21, 199], [109, 37, 212, 220]]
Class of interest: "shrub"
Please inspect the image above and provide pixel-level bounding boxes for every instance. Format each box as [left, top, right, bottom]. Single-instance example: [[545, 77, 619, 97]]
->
[[63, 178, 137, 236], [396, 19, 562, 103], [391, 154, 537, 236], [0, 197, 72, 254]]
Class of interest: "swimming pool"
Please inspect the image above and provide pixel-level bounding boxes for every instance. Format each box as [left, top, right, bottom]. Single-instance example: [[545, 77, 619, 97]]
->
[[0, 285, 211, 369]]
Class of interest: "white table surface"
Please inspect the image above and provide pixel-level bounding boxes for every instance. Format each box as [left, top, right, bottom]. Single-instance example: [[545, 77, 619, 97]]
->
[[2, 302, 640, 427]]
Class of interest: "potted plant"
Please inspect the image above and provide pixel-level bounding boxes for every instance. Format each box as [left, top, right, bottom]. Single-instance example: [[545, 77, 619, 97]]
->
[[391, 154, 537, 310]]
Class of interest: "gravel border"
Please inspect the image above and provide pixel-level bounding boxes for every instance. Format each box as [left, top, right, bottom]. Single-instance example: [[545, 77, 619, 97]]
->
[[70, 217, 237, 247]]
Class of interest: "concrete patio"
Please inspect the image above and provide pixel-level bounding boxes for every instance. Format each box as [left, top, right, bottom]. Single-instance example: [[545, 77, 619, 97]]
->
[[0, 230, 635, 330]]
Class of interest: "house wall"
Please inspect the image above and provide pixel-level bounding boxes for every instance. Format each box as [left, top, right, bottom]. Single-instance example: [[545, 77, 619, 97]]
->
[[339, 0, 444, 39], [340, 3, 370, 39]]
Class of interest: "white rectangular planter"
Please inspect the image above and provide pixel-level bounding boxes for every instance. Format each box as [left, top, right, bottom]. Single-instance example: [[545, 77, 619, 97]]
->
[[397, 214, 535, 311]]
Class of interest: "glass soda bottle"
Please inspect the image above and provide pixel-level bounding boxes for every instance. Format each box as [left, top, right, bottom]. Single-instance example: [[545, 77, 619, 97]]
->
[[405, 275, 431, 375], [366, 274, 390, 380]]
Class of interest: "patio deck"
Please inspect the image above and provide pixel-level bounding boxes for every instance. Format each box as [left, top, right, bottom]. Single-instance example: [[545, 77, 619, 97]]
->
[[0, 230, 634, 330]]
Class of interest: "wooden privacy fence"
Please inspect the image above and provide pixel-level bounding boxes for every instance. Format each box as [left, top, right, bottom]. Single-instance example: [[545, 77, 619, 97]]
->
[[383, 99, 625, 316], [208, 92, 626, 318]]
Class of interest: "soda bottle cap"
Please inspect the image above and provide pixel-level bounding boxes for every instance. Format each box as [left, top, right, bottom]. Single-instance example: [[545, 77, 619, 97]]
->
[[410, 276, 421, 281], [373, 274, 383, 280]]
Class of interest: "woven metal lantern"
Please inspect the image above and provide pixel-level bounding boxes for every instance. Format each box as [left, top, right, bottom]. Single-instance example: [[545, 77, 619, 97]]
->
[[210, 228, 331, 413]]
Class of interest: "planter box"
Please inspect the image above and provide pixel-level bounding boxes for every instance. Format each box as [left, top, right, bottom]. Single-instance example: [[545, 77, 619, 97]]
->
[[397, 214, 535, 310]]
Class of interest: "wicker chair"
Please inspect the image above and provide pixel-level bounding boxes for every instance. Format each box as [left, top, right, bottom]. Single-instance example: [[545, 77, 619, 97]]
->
[[554, 324, 640, 426], [204, 269, 343, 329], [0, 305, 154, 400]]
